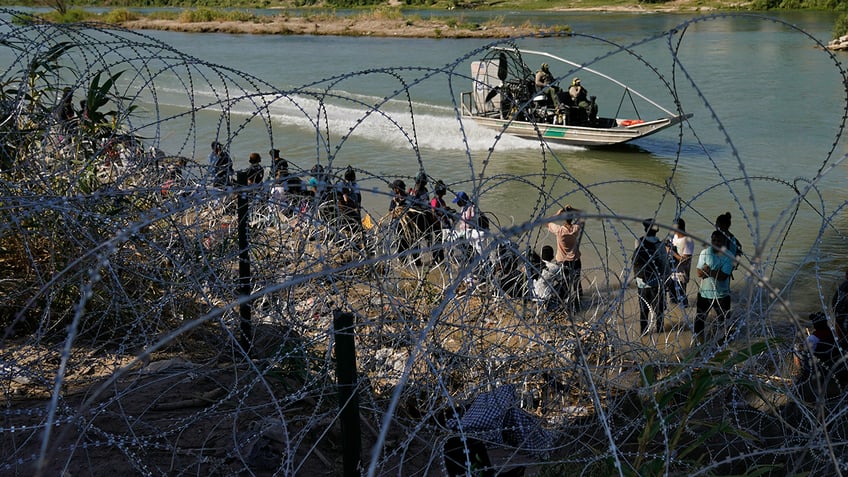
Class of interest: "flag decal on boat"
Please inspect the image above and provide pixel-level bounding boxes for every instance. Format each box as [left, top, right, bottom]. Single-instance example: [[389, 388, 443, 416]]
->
[[543, 129, 567, 138]]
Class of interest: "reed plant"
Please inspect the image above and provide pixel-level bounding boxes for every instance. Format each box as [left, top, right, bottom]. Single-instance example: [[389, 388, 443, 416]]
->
[[40, 7, 96, 23], [103, 8, 139, 24], [178, 7, 258, 23], [357, 6, 405, 21]]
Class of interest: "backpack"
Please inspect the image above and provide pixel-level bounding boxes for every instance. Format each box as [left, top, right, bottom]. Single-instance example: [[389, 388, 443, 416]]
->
[[634, 238, 662, 282], [477, 212, 490, 231]]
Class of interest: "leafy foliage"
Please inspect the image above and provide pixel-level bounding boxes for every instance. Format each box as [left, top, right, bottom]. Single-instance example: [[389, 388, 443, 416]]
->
[[625, 340, 782, 476], [750, 0, 848, 9], [835, 12, 848, 37]]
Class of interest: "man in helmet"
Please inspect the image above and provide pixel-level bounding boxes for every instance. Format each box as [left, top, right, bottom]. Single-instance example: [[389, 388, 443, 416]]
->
[[568, 77, 588, 104], [534, 63, 560, 110], [567, 77, 598, 125]]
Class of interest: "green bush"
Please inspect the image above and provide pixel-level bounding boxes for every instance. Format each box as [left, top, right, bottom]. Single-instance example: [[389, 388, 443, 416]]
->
[[749, 0, 781, 9], [179, 7, 217, 23], [43, 8, 96, 23], [145, 10, 179, 21], [103, 8, 139, 23], [835, 12, 848, 38], [177, 7, 257, 23]]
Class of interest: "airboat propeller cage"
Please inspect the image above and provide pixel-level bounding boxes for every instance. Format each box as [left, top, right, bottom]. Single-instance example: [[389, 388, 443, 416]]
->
[[471, 59, 503, 114]]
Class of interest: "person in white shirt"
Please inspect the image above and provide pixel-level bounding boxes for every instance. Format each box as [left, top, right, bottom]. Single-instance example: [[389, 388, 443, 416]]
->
[[667, 217, 694, 306]]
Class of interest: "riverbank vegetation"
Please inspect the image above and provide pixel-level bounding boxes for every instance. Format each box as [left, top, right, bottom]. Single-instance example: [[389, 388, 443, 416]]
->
[[5, 0, 846, 40], [835, 11, 848, 36], [7, 0, 848, 12], [12, 4, 561, 38]]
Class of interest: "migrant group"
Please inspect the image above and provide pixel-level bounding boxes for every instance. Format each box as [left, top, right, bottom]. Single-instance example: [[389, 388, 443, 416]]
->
[[546, 205, 848, 400], [206, 141, 848, 400]]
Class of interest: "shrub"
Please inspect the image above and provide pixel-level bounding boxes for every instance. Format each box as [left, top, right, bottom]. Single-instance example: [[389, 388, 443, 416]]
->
[[363, 7, 404, 21], [749, 0, 782, 9], [43, 8, 96, 24], [103, 8, 139, 24], [178, 7, 217, 23], [145, 11, 179, 21], [834, 12, 848, 38]]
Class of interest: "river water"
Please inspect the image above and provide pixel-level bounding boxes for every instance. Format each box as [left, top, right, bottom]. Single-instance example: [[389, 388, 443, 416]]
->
[[3, 9, 846, 317]]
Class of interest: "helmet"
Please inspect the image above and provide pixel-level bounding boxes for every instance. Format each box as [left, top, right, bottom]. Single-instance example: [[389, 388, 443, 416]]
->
[[571, 78, 581, 86], [541, 63, 549, 71]]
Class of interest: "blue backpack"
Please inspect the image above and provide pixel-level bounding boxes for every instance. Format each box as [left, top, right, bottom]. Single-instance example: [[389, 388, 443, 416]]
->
[[634, 238, 662, 283]]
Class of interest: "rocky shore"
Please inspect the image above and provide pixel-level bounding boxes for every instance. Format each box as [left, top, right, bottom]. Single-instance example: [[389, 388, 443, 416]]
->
[[114, 1, 719, 39], [827, 34, 848, 51], [120, 16, 550, 39]]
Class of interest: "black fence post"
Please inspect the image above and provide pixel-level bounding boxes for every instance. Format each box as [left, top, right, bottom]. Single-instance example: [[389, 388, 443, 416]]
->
[[236, 171, 253, 356], [333, 310, 361, 476]]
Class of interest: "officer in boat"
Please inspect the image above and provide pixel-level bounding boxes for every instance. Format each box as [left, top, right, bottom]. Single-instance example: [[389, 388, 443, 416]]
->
[[568, 78, 588, 105], [567, 77, 599, 126], [535, 63, 561, 110]]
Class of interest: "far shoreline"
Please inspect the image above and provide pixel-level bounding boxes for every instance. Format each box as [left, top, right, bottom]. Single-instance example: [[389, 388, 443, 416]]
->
[[114, 2, 733, 39]]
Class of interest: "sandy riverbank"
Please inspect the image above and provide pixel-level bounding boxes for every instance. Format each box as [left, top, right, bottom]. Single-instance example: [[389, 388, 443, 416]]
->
[[120, 16, 551, 38], [116, 0, 743, 39]]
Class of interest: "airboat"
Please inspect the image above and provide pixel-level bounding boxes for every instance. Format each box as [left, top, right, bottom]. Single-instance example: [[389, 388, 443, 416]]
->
[[460, 45, 692, 147]]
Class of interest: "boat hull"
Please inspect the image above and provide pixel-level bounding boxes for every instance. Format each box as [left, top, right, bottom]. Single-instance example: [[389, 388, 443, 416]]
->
[[466, 113, 691, 147]]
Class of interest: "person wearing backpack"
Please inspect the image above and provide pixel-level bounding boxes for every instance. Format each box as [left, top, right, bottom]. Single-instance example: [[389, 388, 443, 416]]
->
[[452, 191, 489, 259], [694, 230, 735, 341], [633, 219, 670, 335], [429, 180, 454, 264], [794, 311, 848, 400], [715, 212, 743, 267]]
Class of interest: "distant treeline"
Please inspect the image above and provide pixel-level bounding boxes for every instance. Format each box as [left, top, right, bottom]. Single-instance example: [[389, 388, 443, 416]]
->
[[748, 0, 848, 9], [1, 0, 422, 8], [2, 0, 848, 10]]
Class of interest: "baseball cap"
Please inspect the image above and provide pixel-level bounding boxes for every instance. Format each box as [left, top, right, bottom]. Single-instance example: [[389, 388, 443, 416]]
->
[[452, 191, 469, 203]]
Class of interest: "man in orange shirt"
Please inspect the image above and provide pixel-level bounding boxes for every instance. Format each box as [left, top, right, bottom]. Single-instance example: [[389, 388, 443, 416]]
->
[[546, 205, 583, 312]]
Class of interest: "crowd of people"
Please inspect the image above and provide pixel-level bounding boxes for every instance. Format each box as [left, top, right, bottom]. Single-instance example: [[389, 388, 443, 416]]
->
[[198, 141, 848, 398]]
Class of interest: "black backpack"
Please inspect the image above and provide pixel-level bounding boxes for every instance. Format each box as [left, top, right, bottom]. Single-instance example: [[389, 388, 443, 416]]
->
[[477, 212, 490, 231], [634, 238, 662, 281]]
